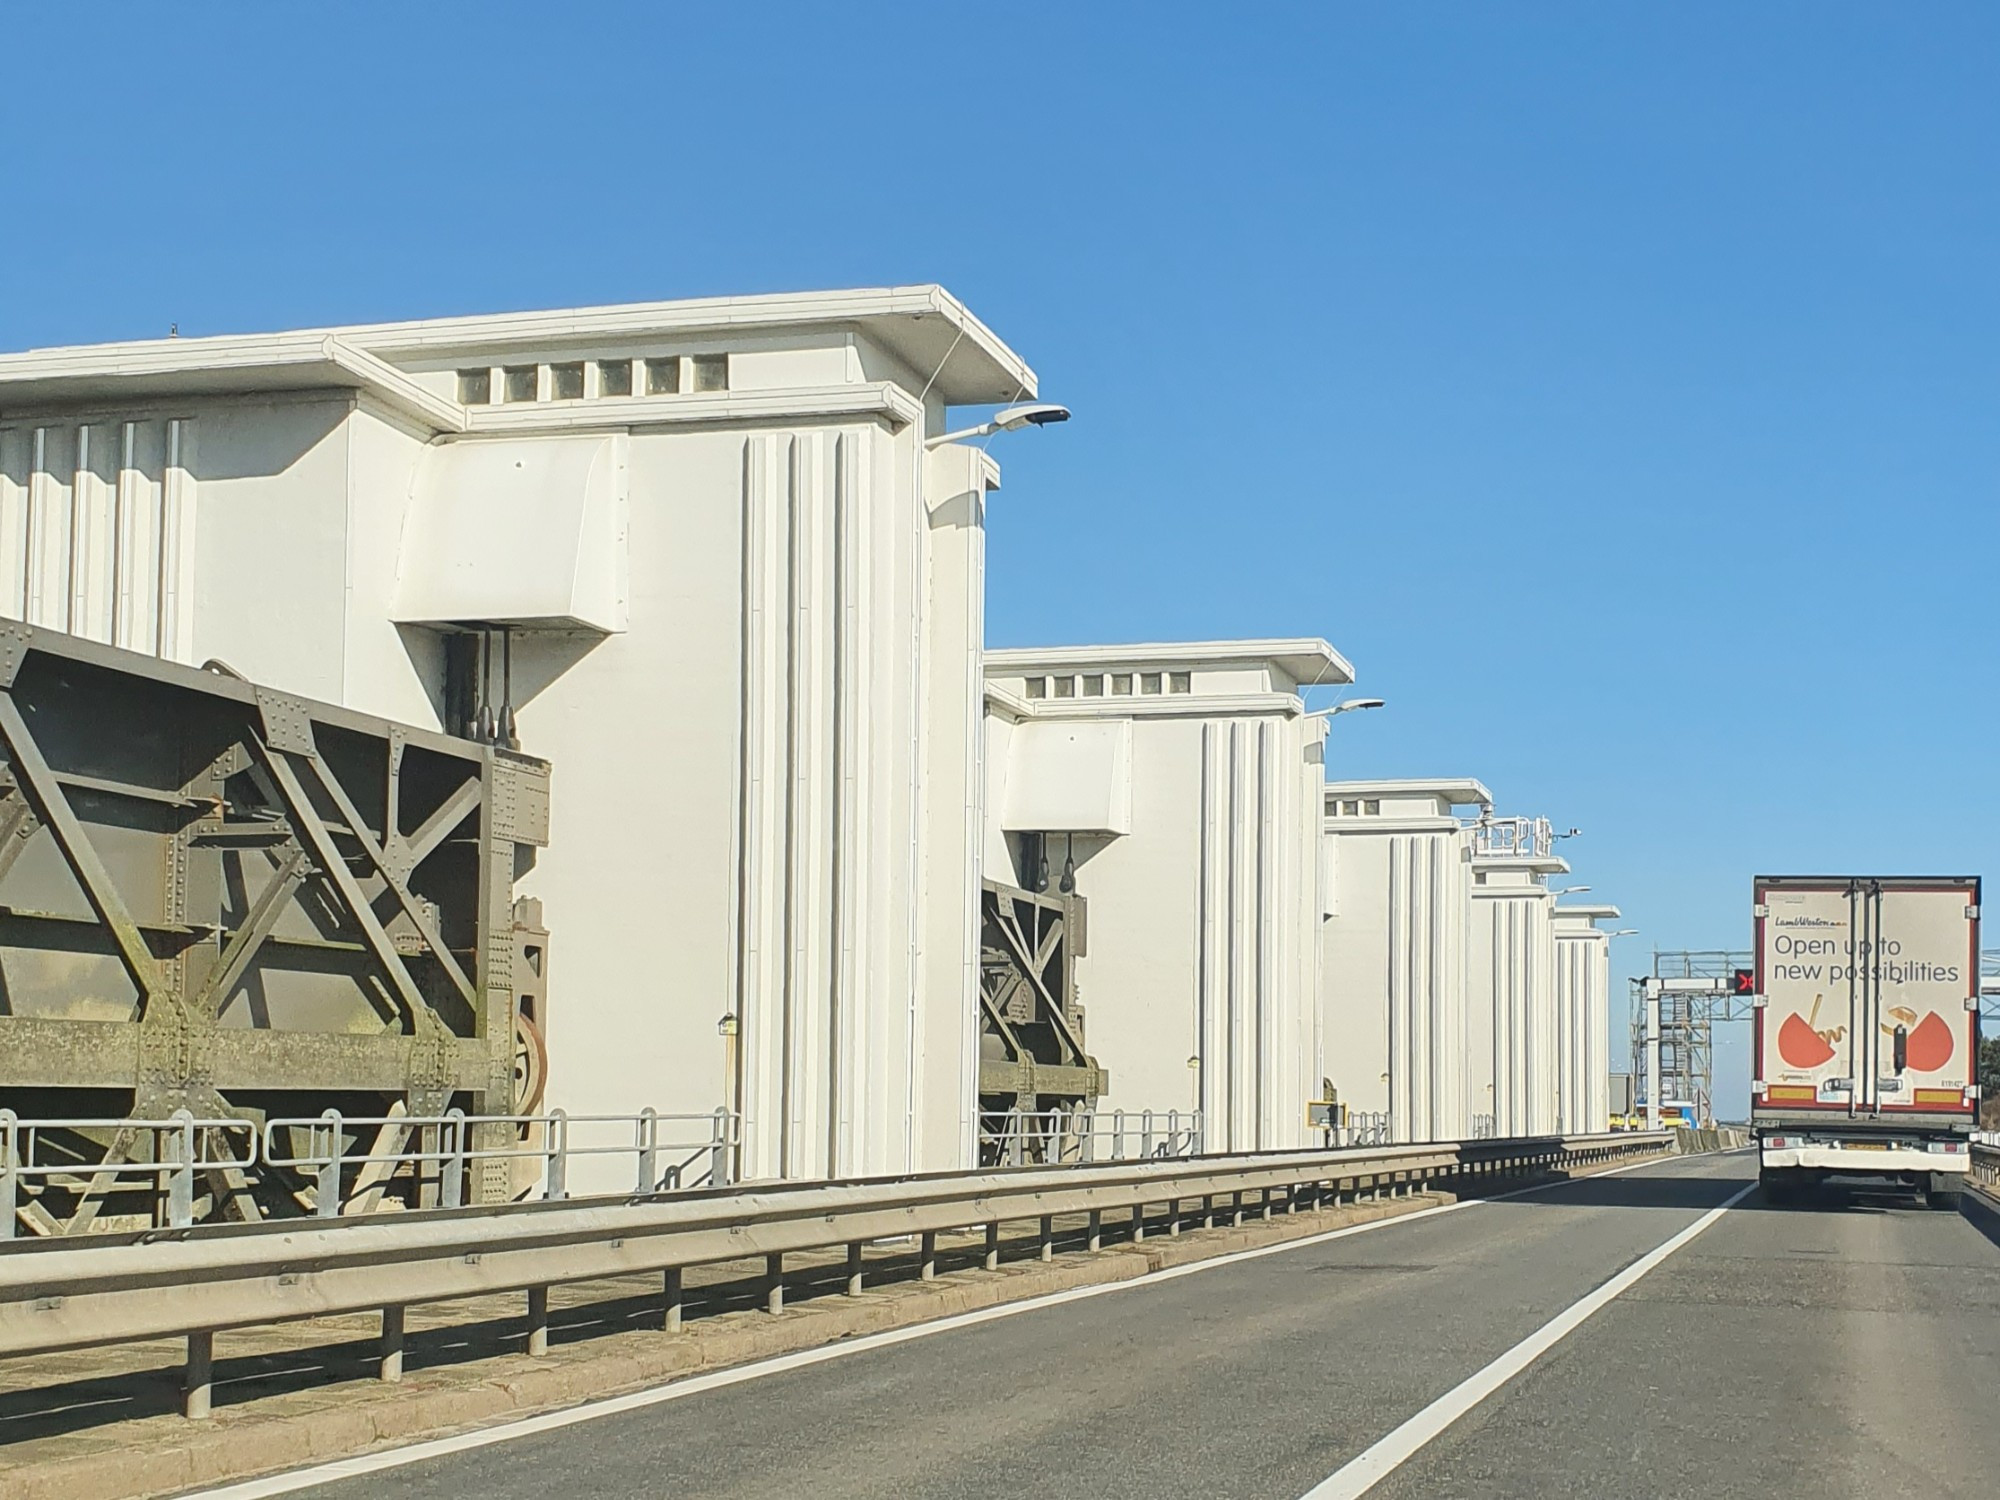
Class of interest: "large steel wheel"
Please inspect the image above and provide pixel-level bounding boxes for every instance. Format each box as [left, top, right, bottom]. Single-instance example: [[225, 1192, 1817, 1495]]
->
[[513, 1013, 549, 1114]]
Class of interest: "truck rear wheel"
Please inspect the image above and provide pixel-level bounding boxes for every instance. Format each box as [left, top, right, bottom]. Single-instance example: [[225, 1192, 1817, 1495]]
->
[[1925, 1173, 1963, 1212]]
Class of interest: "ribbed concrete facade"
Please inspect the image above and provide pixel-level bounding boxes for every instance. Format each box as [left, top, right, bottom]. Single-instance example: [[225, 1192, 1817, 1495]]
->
[[1321, 780, 1488, 1142], [1552, 905, 1618, 1134], [0, 417, 196, 660], [984, 642, 1342, 1152], [1469, 844, 1566, 1138]]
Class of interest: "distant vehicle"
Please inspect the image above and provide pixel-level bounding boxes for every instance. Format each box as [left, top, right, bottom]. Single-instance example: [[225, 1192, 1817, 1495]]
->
[[1752, 876, 1978, 1209]]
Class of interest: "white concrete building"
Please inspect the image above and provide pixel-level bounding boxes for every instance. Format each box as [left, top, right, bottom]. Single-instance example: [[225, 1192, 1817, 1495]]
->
[[1552, 903, 1619, 1134], [1319, 779, 1491, 1142], [0, 286, 1036, 1179], [1468, 817, 1569, 1138], [983, 641, 1345, 1152]]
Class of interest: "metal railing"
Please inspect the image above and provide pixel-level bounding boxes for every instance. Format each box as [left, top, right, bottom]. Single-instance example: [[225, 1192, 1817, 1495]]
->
[[0, 1129, 1675, 1419], [1, 1108, 740, 1237], [983, 1109, 1400, 1160], [1339, 1112, 1392, 1147], [979, 1109, 1203, 1165], [262, 1108, 740, 1218], [0, 1112, 257, 1240], [1469, 815, 1553, 859]]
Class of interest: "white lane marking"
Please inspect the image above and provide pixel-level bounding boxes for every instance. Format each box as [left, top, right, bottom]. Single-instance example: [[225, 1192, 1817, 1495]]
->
[[185, 1153, 1733, 1499], [1298, 1179, 1757, 1500]]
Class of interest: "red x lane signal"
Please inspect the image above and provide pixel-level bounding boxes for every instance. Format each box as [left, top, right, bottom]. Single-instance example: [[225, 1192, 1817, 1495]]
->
[[1732, 967, 1756, 996]]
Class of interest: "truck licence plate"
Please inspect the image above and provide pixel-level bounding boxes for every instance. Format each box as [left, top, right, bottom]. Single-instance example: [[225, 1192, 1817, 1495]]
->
[[1846, 1142, 1889, 1151]]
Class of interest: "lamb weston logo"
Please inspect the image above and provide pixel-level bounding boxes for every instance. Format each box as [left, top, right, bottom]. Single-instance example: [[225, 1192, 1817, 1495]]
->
[[1773, 915, 1843, 929]]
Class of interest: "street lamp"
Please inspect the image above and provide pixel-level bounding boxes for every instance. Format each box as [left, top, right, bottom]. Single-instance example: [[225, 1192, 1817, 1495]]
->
[[1306, 698, 1386, 721], [1552, 885, 1592, 896], [926, 403, 1072, 448]]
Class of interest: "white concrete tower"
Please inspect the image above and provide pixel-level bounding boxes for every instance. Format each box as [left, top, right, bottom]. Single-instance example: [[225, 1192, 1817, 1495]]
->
[[0, 287, 1035, 1181], [1467, 817, 1566, 1138], [1320, 778, 1490, 1142], [1552, 904, 1620, 1134], [983, 640, 1346, 1153]]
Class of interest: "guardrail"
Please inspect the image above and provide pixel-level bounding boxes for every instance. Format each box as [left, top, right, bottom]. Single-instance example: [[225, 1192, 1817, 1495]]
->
[[0, 1129, 1671, 1417], [1971, 1138, 2000, 1190]]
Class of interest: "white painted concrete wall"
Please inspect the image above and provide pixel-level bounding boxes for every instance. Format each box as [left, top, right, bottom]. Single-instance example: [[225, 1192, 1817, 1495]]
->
[[0, 291, 1030, 1182]]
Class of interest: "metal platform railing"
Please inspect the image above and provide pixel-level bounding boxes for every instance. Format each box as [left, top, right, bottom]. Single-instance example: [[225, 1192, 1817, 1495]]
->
[[262, 1108, 741, 1216], [1469, 815, 1554, 859], [1, 1107, 741, 1237], [1341, 1111, 1392, 1147], [0, 1113, 258, 1238], [979, 1108, 1204, 1165]]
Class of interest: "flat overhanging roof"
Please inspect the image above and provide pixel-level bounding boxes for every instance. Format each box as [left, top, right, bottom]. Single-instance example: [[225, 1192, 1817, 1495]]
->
[[337, 286, 1034, 405], [0, 286, 1035, 418], [1471, 853, 1572, 876], [1324, 777, 1492, 808], [987, 638, 1353, 689], [1555, 903, 1624, 923], [0, 333, 465, 431]]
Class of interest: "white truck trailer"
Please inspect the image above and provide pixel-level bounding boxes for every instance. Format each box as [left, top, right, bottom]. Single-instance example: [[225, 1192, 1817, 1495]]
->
[[1753, 876, 1979, 1207]]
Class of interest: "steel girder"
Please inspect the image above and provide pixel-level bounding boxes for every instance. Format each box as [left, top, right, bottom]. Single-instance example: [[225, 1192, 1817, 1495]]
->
[[0, 624, 550, 1229], [977, 878, 1107, 1118]]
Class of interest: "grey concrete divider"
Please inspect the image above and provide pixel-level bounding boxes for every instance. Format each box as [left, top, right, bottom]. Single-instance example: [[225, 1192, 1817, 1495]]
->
[[0, 1130, 1672, 1417]]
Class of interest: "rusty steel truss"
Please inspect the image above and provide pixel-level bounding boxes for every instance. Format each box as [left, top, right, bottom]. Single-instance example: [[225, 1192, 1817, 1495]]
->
[[0, 624, 550, 1232], [977, 878, 1107, 1162]]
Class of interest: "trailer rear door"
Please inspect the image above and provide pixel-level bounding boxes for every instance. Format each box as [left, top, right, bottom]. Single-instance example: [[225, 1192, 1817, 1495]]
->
[[1755, 877, 1978, 1117]]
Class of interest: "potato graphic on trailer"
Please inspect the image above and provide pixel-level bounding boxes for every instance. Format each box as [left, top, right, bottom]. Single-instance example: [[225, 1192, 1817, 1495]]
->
[[1777, 994, 1836, 1069], [1881, 1004, 1956, 1073]]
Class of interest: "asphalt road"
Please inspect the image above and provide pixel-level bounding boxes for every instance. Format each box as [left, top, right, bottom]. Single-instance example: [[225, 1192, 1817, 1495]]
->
[[249, 1152, 2000, 1500]]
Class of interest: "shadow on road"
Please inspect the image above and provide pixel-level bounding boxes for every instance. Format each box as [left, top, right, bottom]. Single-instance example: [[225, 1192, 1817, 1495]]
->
[[1506, 1163, 1982, 1219], [1954, 1187, 2000, 1250], [1475, 1169, 1748, 1214]]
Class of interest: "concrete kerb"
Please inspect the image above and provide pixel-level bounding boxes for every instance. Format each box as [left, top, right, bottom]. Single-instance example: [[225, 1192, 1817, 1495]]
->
[[0, 1143, 1677, 1500]]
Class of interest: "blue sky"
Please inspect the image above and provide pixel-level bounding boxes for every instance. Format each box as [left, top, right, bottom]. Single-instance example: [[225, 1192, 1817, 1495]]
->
[[5, 5, 1996, 1104]]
